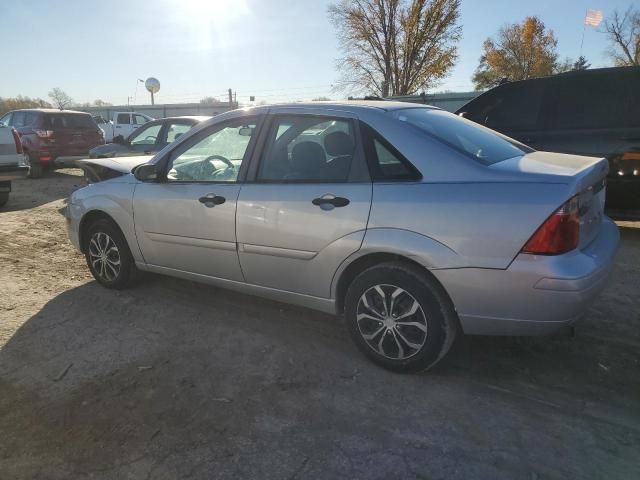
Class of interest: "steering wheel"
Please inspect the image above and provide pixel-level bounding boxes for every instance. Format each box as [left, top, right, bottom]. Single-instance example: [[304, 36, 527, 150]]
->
[[204, 154, 234, 169]]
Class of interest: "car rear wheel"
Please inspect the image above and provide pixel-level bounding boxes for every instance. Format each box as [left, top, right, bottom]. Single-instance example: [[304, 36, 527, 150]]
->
[[344, 262, 458, 373], [84, 218, 137, 289], [28, 161, 44, 179]]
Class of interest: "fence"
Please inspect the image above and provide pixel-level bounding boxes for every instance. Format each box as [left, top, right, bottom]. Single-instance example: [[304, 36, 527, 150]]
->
[[77, 102, 237, 120]]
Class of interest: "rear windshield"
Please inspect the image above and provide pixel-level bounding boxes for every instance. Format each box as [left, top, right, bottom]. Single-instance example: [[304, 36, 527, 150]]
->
[[43, 113, 96, 129], [391, 108, 532, 165]]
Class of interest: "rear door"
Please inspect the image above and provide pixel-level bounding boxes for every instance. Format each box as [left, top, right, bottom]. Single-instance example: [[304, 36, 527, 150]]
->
[[236, 109, 372, 298], [115, 113, 133, 138]]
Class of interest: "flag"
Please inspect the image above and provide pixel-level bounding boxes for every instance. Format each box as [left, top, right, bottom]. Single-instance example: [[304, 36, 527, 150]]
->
[[585, 9, 603, 27]]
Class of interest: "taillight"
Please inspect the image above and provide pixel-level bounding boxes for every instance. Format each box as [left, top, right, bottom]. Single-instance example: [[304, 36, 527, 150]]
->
[[35, 129, 54, 138], [522, 196, 580, 255], [11, 128, 23, 154]]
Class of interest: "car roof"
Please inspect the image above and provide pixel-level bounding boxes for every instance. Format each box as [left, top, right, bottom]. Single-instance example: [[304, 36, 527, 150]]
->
[[11, 108, 90, 114], [249, 100, 439, 113]]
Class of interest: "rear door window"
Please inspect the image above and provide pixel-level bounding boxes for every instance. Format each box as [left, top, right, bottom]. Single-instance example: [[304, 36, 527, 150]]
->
[[552, 70, 639, 129], [257, 115, 356, 182], [166, 122, 193, 143], [392, 108, 531, 165]]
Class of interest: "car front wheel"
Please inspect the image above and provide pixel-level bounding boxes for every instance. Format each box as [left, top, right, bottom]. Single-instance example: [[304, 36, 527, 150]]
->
[[84, 218, 137, 289], [344, 262, 458, 373]]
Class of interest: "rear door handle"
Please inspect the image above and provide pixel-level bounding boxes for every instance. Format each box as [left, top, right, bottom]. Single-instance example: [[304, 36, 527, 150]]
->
[[198, 193, 226, 207], [312, 194, 350, 209]]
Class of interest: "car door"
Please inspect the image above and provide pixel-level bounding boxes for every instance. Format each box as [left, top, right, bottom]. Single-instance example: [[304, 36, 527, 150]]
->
[[133, 115, 263, 281], [115, 113, 132, 138], [236, 109, 372, 298]]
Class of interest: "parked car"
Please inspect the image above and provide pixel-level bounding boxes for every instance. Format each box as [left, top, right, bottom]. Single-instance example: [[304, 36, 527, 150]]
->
[[0, 124, 29, 208], [63, 102, 619, 373], [89, 116, 210, 159], [456, 66, 640, 212], [0, 109, 104, 178], [93, 112, 154, 142]]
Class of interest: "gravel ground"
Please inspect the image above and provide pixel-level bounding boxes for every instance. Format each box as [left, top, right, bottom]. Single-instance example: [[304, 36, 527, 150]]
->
[[1, 170, 639, 480]]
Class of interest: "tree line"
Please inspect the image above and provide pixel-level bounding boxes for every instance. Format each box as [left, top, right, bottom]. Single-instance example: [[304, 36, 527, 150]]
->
[[330, 0, 640, 95], [0, 89, 112, 116]]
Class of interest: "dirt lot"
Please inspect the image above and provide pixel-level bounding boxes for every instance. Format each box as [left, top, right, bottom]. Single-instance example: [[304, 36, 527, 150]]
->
[[1, 170, 639, 480]]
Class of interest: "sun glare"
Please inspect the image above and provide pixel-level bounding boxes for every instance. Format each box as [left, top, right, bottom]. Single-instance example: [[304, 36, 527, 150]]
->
[[167, 0, 250, 51]]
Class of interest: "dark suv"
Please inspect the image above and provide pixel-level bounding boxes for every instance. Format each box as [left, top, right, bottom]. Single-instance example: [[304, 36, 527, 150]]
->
[[0, 109, 104, 178], [457, 66, 640, 212]]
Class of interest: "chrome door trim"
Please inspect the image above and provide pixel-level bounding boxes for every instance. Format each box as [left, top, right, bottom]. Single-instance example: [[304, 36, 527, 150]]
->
[[239, 243, 317, 260], [146, 232, 236, 251]]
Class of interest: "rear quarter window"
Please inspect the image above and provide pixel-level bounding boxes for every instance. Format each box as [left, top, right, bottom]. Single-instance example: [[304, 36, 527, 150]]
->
[[391, 108, 531, 165]]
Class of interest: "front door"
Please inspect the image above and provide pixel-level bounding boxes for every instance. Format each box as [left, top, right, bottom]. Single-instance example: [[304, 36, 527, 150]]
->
[[236, 112, 372, 298], [133, 116, 261, 281]]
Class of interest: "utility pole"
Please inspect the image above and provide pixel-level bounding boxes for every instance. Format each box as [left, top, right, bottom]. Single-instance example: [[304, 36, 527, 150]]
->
[[228, 88, 233, 105]]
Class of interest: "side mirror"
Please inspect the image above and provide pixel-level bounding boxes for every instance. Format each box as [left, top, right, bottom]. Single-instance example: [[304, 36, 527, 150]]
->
[[133, 163, 159, 182], [114, 135, 126, 145]]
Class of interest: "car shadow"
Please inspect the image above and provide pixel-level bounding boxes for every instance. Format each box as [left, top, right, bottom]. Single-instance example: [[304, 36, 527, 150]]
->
[[1, 264, 639, 477], [1, 169, 86, 212]]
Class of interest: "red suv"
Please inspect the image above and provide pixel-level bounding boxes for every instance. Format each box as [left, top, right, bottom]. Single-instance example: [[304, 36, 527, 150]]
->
[[0, 109, 104, 178]]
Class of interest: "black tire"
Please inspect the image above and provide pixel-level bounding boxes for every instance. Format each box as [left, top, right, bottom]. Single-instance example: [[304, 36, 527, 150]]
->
[[28, 162, 44, 179], [83, 218, 137, 289], [344, 262, 459, 373], [0, 192, 8, 209]]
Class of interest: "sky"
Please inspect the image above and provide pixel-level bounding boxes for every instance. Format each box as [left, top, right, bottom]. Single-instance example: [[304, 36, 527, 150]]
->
[[0, 0, 632, 106]]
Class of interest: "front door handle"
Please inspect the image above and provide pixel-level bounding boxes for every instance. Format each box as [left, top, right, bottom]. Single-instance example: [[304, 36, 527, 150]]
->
[[312, 194, 350, 209], [198, 193, 226, 207]]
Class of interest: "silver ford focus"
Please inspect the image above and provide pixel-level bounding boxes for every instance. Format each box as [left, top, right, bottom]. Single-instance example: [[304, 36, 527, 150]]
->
[[64, 102, 619, 372]]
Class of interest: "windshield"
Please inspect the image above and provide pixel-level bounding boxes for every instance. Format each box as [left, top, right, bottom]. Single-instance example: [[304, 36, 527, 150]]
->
[[391, 108, 532, 165]]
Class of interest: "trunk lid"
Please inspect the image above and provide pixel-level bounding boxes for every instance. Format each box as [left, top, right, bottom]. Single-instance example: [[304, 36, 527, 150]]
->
[[492, 151, 609, 249]]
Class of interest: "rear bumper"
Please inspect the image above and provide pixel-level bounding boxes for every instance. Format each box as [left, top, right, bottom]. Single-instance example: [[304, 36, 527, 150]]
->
[[433, 217, 620, 336]]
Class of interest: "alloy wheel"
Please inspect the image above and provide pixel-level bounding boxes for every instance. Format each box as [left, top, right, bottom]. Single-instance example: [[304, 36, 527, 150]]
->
[[356, 284, 428, 360], [88, 232, 121, 282]]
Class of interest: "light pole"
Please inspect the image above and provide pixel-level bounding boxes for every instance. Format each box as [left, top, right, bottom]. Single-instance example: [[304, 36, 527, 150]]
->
[[133, 79, 144, 106]]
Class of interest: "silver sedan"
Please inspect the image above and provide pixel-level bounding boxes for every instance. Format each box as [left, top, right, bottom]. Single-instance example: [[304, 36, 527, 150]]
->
[[64, 102, 619, 372]]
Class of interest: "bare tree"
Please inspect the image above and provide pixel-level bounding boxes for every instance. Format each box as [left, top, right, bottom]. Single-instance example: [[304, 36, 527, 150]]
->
[[329, 0, 461, 97], [48, 88, 74, 110], [200, 96, 220, 104], [602, 6, 640, 66]]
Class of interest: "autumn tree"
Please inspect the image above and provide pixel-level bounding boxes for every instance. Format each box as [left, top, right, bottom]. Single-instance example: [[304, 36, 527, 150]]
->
[[48, 88, 74, 110], [329, 0, 462, 97], [473, 16, 559, 89], [602, 6, 639, 66], [0, 96, 50, 116]]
